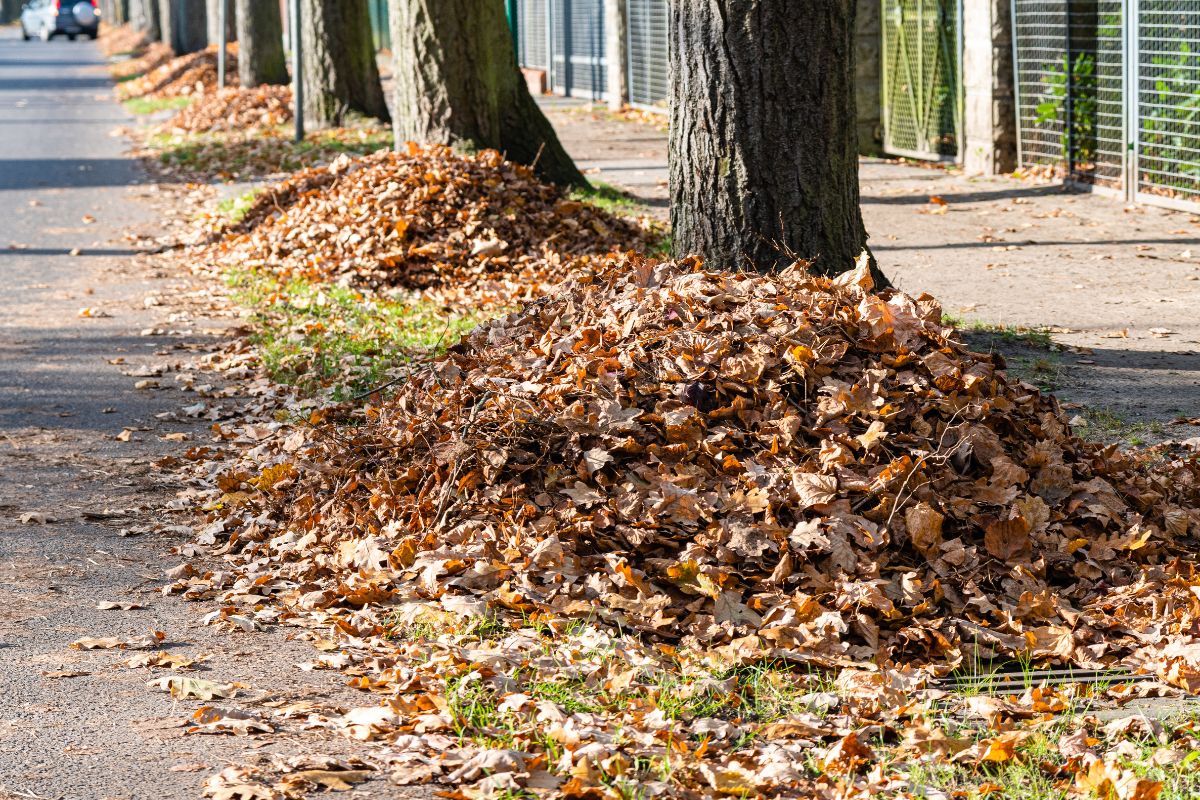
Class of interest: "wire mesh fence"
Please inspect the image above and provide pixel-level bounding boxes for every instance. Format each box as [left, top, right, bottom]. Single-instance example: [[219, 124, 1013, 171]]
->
[[1012, 0, 1200, 210], [626, 0, 669, 109], [550, 0, 607, 100], [1135, 1, 1200, 207], [881, 0, 962, 161], [518, 0, 550, 71]]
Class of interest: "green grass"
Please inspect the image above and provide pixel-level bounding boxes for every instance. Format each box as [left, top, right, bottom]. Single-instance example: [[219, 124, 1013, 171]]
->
[[1011, 353, 1064, 391], [1074, 406, 1166, 446], [149, 125, 393, 180], [650, 233, 672, 258], [227, 269, 487, 400], [216, 187, 264, 224], [944, 315, 1056, 350], [570, 179, 643, 217], [124, 95, 192, 115], [647, 660, 811, 728]]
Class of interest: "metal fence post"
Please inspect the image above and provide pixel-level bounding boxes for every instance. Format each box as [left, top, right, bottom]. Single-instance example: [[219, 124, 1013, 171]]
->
[[217, 0, 226, 88], [292, 0, 304, 143]]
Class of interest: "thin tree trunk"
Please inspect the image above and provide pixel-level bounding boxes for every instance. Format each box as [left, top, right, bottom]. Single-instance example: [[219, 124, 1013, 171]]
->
[[131, 0, 160, 39], [160, 0, 207, 55], [669, 0, 885, 282], [236, 0, 287, 86], [300, 0, 389, 128], [206, 0, 236, 47], [0, 0, 21, 25], [389, 0, 585, 187]]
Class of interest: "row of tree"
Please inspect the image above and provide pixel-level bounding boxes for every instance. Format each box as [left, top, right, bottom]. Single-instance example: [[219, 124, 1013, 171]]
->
[[113, 0, 876, 280]]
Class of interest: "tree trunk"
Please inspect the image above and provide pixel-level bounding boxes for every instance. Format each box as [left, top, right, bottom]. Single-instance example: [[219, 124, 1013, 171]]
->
[[389, 0, 585, 188], [669, 1, 884, 282], [0, 0, 22, 25], [160, 0, 207, 55], [131, 0, 160, 40], [300, 0, 389, 128], [236, 0, 287, 86], [206, 0, 236, 46]]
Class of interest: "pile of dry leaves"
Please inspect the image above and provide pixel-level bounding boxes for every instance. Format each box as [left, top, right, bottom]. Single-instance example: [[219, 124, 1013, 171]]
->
[[198, 255, 1200, 675], [163, 255, 1200, 798], [210, 145, 660, 308], [161, 85, 293, 134], [98, 23, 149, 57], [119, 45, 239, 101], [111, 40, 173, 82]]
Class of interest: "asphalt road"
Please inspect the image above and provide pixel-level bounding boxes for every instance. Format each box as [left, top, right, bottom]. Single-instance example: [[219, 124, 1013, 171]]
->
[[0, 27, 405, 800]]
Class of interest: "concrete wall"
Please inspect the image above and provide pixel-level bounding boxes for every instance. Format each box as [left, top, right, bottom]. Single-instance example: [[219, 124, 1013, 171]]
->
[[963, 0, 1016, 174], [856, 0, 883, 156]]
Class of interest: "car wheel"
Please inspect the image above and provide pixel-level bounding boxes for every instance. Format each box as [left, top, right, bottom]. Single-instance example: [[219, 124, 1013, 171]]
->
[[21, 26, 32, 41], [67, 33, 77, 41], [87, 30, 98, 40]]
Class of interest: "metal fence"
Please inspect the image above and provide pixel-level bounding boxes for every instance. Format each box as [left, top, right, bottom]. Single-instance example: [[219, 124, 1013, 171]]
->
[[550, 0, 608, 100], [1012, 0, 1200, 210], [367, 0, 390, 52], [518, 0, 551, 71], [626, 0, 669, 109], [880, 0, 963, 161], [1136, 1, 1200, 208]]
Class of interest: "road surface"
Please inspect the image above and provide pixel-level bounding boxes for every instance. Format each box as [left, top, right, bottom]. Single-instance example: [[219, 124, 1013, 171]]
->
[[0, 27, 407, 800]]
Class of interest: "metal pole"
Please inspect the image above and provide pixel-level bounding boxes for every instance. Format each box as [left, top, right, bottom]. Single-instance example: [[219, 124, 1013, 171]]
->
[[292, 0, 304, 143], [506, 0, 519, 59], [216, 0, 227, 88]]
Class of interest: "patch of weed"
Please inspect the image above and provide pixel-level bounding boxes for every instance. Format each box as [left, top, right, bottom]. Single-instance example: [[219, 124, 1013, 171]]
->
[[227, 269, 487, 399], [1074, 406, 1165, 446], [151, 126, 393, 180], [945, 315, 1056, 350], [216, 187, 264, 223], [570, 180, 641, 217], [124, 95, 193, 115]]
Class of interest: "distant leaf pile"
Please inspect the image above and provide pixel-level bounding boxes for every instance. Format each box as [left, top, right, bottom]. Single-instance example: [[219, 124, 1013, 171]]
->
[[201, 256, 1200, 679], [98, 23, 150, 58], [118, 44, 239, 101], [110, 40, 173, 82], [210, 145, 661, 308], [161, 85, 293, 135]]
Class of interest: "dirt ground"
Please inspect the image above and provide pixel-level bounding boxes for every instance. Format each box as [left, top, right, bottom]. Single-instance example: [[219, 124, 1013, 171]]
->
[[541, 100, 1200, 446]]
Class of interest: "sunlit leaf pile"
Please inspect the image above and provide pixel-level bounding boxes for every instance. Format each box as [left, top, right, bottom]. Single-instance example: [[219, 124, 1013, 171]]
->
[[200, 254, 1200, 673], [118, 44, 239, 101], [209, 145, 660, 309], [161, 84, 293, 134], [171, 255, 1200, 798]]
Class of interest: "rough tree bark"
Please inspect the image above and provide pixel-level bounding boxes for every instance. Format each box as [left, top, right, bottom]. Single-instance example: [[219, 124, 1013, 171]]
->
[[235, 0, 287, 86], [669, 1, 884, 282], [206, 0, 236, 47], [160, 0, 207, 54], [130, 0, 161, 39], [388, 0, 585, 187], [300, 0, 389, 128]]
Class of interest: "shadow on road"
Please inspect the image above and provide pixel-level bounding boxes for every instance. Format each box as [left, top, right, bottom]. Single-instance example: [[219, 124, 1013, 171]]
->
[[0, 75, 114, 91], [0, 158, 151, 189], [0, 248, 146, 257], [861, 185, 1068, 205], [873, 236, 1200, 252]]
